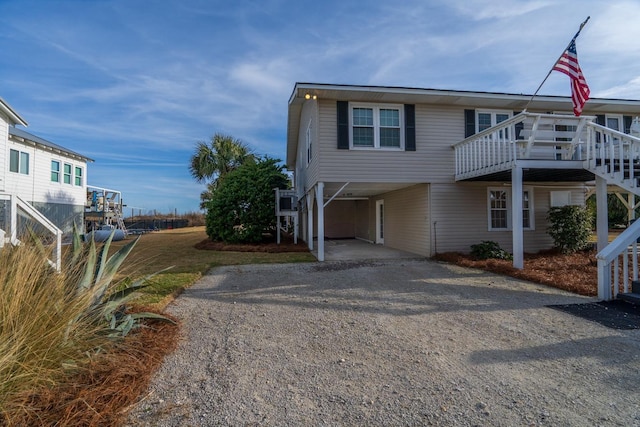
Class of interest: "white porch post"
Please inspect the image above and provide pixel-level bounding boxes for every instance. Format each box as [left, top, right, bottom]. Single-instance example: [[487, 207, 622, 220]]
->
[[596, 176, 608, 252], [306, 191, 314, 251], [316, 182, 325, 262], [512, 165, 524, 269]]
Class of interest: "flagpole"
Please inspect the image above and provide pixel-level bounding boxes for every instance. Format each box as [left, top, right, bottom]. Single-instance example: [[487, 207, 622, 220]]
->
[[522, 16, 590, 112]]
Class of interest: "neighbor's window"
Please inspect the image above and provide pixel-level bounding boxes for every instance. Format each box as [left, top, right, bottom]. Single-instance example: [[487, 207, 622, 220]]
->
[[51, 160, 60, 182], [74, 166, 83, 186], [350, 104, 403, 149], [63, 163, 72, 184], [488, 188, 533, 231], [9, 149, 29, 175]]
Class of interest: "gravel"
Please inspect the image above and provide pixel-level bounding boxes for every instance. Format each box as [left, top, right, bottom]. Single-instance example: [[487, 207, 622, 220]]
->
[[126, 259, 640, 426]]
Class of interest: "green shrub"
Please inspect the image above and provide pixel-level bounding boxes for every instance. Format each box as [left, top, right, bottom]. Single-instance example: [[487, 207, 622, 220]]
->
[[470, 241, 513, 260], [547, 205, 592, 254], [205, 157, 289, 243]]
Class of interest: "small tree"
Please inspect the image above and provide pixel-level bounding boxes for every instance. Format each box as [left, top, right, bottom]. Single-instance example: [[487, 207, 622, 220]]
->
[[547, 205, 592, 254], [205, 157, 289, 243]]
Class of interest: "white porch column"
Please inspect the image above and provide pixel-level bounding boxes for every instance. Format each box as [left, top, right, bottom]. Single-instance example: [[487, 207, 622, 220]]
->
[[596, 176, 608, 252], [316, 182, 325, 262], [511, 165, 524, 269], [306, 191, 314, 251]]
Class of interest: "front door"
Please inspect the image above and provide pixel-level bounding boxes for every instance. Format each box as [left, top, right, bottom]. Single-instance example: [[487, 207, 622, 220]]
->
[[375, 199, 384, 244]]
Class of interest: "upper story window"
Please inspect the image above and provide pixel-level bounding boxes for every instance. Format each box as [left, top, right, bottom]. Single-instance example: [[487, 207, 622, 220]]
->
[[488, 187, 534, 231], [51, 160, 60, 182], [63, 163, 72, 184], [477, 110, 511, 138], [350, 103, 403, 149], [74, 166, 83, 186], [9, 149, 29, 175]]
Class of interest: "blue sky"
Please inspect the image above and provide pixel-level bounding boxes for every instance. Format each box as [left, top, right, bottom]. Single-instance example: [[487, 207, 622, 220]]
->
[[1, 0, 639, 215]]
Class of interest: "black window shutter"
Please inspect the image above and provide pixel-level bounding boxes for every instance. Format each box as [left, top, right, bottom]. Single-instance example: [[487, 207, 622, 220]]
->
[[337, 101, 349, 149], [624, 115, 633, 134], [513, 111, 523, 139], [404, 104, 416, 151], [464, 109, 476, 138]]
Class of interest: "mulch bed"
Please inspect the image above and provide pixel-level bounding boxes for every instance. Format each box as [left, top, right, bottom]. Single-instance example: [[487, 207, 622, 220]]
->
[[433, 249, 598, 296], [4, 317, 179, 426]]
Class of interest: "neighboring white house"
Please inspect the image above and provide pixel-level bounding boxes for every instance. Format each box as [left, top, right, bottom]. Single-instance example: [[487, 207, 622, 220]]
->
[[286, 83, 640, 299], [0, 96, 93, 245]]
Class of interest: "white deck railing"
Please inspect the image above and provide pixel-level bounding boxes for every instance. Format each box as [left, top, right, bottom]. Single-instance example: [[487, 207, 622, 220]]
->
[[454, 112, 640, 300], [596, 220, 640, 300], [0, 193, 62, 271]]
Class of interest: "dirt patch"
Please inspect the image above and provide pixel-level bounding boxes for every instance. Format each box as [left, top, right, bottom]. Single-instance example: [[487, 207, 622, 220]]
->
[[434, 249, 598, 296]]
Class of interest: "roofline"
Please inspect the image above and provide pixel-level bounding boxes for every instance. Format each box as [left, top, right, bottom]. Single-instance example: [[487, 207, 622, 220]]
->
[[289, 82, 640, 106], [286, 82, 640, 167], [9, 127, 94, 163], [0, 97, 28, 126]]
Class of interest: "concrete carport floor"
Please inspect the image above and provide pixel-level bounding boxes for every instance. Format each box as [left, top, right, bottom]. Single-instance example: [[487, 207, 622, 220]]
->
[[311, 238, 423, 261]]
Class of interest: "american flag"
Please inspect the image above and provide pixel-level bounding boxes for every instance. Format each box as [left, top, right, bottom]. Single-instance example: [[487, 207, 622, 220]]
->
[[553, 39, 590, 116]]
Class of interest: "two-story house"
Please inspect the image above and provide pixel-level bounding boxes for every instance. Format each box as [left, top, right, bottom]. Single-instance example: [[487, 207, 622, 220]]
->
[[1, 96, 93, 267], [286, 83, 640, 300]]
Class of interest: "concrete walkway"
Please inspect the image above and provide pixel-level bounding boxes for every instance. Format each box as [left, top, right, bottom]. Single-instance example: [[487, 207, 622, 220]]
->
[[312, 239, 422, 261]]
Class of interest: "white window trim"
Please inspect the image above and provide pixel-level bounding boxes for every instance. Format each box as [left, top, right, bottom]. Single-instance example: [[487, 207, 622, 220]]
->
[[349, 102, 404, 150], [605, 114, 623, 132], [63, 163, 72, 185], [74, 166, 83, 186], [51, 160, 61, 183], [487, 187, 535, 231], [9, 149, 30, 175], [476, 109, 512, 131]]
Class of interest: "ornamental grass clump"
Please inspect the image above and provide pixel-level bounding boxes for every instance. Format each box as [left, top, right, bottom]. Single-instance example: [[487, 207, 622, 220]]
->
[[0, 229, 172, 423]]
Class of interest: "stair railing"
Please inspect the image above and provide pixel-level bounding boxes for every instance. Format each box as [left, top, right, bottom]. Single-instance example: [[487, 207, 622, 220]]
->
[[0, 193, 62, 271]]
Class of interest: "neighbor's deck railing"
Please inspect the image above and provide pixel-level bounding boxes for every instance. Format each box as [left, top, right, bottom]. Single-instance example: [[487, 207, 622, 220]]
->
[[0, 193, 62, 271]]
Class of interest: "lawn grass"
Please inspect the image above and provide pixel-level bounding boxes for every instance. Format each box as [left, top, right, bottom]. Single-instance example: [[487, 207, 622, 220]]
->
[[112, 226, 315, 309]]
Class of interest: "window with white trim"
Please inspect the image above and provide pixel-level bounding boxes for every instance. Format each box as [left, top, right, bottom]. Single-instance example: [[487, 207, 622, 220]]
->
[[306, 120, 312, 165], [74, 166, 83, 186], [477, 110, 511, 139], [488, 187, 534, 231], [51, 160, 60, 182], [9, 149, 29, 175], [63, 163, 72, 184], [350, 103, 403, 149]]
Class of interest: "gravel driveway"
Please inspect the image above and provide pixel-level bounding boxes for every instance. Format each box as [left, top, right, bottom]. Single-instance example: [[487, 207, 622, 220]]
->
[[126, 259, 640, 426]]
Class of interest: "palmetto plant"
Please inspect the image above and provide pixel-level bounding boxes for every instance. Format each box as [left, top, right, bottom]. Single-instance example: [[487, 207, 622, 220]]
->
[[68, 225, 174, 337]]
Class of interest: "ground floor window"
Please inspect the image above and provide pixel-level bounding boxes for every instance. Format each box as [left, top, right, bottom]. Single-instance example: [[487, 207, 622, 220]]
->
[[488, 187, 533, 231]]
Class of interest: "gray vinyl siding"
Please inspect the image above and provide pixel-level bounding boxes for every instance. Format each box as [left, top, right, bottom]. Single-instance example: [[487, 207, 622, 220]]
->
[[371, 184, 430, 256], [295, 101, 320, 198], [354, 199, 370, 241], [430, 182, 587, 254], [323, 200, 356, 239], [316, 100, 461, 183]]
